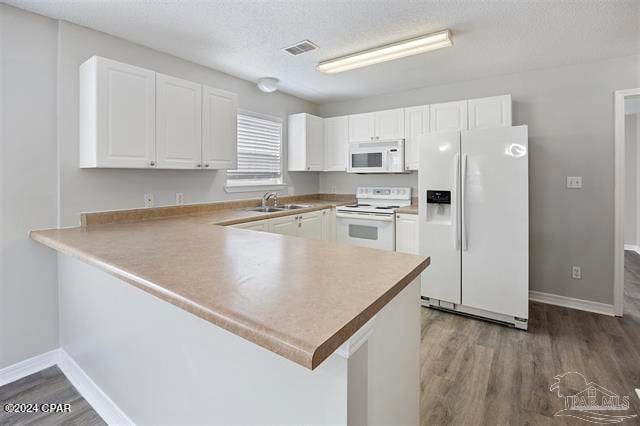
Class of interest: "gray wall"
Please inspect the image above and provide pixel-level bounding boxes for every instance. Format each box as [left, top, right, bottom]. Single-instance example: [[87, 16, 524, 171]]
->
[[58, 21, 319, 227], [0, 5, 59, 368], [319, 55, 640, 304], [625, 113, 640, 246]]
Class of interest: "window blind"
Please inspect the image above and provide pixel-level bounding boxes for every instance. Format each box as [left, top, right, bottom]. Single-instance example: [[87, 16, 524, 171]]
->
[[227, 113, 282, 182]]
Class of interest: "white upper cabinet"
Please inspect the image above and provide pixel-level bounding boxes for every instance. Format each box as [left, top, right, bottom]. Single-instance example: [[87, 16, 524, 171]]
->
[[323, 116, 349, 171], [374, 108, 405, 140], [348, 112, 375, 142], [288, 113, 323, 171], [430, 100, 468, 133], [202, 86, 238, 170], [348, 108, 404, 142], [468, 95, 512, 130], [156, 73, 203, 169], [80, 56, 157, 168], [403, 105, 429, 171]]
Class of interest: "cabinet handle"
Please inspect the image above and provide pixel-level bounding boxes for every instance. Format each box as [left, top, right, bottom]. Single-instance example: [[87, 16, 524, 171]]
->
[[307, 167, 310, 170], [196, 164, 202, 168], [204, 164, 210, 168], [149, 161, 155, 166]]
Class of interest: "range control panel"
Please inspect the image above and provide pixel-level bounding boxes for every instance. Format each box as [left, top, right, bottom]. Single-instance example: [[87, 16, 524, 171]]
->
[[426, 190, 451, 204], [356, 187, 411, 200]]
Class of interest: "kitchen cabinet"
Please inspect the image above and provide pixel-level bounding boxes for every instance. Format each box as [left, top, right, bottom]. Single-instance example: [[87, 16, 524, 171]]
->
[[230, 219, 269, 232], [288, 113, 324, 171], [348, 112, 375, 142], [430, 100, 468, 133], [79, 56, 157, 168], [79, 56, 238, 170], [269, 215, 299, 236], [395, 213, 418, 255], [348, 108, 404, 142], [322, 208, 335, 241], [202, 86, 238, 169], [298, 211, 324, 240], [374, 108, 405, 140], [323, 116, 349, 171], [403, 105, 429, 171], [156, 73, 203, 169], [468, 95, 512, 130]]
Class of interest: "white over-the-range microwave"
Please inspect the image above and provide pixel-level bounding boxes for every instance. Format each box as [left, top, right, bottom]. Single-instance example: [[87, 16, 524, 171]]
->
[[347, 139, 406, 173]]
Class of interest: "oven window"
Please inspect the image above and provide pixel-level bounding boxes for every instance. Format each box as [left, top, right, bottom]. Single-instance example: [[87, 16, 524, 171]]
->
[[352, 152, 382, 168], [349, 224, 379, 240]]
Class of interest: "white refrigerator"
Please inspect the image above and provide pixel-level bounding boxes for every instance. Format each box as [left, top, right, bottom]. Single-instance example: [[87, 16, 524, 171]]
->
[[418, 126, 529, 329]]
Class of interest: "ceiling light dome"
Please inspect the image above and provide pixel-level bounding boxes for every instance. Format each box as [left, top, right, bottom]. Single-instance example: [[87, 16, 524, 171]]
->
[[257, 77, 279, 93]]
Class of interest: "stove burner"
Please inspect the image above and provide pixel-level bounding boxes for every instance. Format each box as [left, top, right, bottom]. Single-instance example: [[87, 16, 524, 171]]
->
[[375, 205, 400, 210], [345, 203, 371, 208]]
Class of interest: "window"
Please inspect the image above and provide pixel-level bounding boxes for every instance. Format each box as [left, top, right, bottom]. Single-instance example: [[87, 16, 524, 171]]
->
[[226, 112, 283, 187]]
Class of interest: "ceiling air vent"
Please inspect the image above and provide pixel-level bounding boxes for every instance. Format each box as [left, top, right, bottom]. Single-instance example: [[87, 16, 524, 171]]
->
[[283, 40, 318, 56]]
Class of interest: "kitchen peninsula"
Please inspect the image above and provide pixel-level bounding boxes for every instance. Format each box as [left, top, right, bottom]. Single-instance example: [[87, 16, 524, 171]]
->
[[30, 195, 430, 425]]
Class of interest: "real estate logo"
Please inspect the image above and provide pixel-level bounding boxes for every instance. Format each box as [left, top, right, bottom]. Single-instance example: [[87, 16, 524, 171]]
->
[[549, 372, 638, 424]]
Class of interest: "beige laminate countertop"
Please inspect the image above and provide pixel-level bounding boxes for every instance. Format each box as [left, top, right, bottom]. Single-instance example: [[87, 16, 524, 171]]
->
[[395, 206, 418, 215], [31, 197, 429, 370]]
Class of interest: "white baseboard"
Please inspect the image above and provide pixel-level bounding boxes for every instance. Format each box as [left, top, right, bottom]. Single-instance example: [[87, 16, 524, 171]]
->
[[0, 349, 59, 387], [0, 349, 133, 425], [624, 244, 640, 254], [529, 290, 615, 316]]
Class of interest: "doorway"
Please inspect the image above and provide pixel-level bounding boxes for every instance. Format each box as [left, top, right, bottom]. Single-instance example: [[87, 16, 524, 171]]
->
[[614, 89, 640, 316]]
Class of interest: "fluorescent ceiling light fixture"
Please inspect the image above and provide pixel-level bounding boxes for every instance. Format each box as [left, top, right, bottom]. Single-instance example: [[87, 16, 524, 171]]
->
[[317, 30, 452, 74]]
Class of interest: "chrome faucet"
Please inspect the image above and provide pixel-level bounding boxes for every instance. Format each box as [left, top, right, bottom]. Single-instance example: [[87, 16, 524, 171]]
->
[[262, 192, 278, 208]]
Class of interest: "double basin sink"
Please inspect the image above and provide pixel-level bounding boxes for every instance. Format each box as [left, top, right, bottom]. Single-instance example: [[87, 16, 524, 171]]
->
[[247, 204, 311, 213]]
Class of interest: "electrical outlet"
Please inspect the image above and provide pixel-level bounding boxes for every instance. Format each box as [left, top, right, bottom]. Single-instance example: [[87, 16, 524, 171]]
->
[[144, 193, 154, 208], [567, 176, 582, 189], [175, 193, 184, 205], [571, 266, 582, 280], [331, 185, 337, 194]]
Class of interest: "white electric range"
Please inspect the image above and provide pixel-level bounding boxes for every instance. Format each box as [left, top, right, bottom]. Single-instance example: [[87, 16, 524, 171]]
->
[[335, 187, 412, 251]]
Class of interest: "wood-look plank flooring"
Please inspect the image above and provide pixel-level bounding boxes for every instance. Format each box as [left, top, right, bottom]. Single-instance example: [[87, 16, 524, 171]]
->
[[420, 251, 640, 425], [0, 366, 105, 426]]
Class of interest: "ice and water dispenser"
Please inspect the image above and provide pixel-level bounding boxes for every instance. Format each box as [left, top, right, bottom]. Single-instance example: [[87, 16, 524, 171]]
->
[[425, 190, 452, 224]]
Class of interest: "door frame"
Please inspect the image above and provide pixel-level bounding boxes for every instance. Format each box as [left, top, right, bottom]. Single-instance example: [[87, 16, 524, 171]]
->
[[614, 88, 640, 316]]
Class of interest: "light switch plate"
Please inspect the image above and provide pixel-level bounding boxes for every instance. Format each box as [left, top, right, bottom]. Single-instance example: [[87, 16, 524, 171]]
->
[[567, 176, 582, 189]]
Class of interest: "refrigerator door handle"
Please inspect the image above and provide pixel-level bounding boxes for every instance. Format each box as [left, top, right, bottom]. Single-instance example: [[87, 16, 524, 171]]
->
[[462, 154, 468, 251], [453, 153, 460, 250]]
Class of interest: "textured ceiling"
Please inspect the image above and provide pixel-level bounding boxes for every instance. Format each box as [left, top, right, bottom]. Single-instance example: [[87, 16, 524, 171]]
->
[[7, 0, 640, 103]]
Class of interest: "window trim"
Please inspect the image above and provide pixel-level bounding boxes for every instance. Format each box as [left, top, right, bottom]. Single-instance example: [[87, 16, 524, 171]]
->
[[225, 110, 285, 189]]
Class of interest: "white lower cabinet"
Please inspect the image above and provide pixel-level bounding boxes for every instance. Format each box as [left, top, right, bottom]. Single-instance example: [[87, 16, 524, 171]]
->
[[229, 219, 270, 231], [229, 209, 334, 240], [395, 213, 418, 254]]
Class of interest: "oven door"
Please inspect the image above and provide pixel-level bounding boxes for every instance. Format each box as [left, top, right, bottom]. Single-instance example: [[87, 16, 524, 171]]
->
[[348, 148, 388, 173], [335, 212, 395, 250]]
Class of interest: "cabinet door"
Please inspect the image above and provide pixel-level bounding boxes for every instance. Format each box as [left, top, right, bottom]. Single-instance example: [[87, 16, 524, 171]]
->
[[202, 86, 238, 170], [156, 73, 202, 169], [323, 116, 348, 171], [403, 105, 429, 171], [395, 214, 418, 254], [348, 113, 375, 142], [269, 215, 299, 236], [298, 211, 323, 240], [306, 115, 324, 171], [321, 209, 335, 241], [430, 100, 468, 133], [230, 219, 269, 232], [81, 56, 157, 168], [468, 95, 512, 130], [375, 108, 404, 140]]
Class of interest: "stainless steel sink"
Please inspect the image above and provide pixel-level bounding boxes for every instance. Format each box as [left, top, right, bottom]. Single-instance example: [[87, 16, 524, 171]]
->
[[247, 206, 286, 213]]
